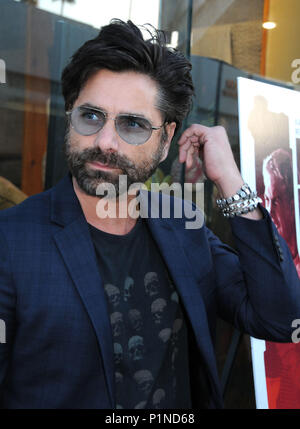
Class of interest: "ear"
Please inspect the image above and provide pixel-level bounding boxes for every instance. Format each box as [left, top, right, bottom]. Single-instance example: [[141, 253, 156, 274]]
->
[[160, 122, 177, 162]]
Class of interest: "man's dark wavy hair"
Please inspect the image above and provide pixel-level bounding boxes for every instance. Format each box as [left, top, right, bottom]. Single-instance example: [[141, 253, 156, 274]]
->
[[61, 19, 194, 135]]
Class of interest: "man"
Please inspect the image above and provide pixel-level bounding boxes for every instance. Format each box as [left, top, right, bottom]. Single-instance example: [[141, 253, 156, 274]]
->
[[0, 20, 299, 409]]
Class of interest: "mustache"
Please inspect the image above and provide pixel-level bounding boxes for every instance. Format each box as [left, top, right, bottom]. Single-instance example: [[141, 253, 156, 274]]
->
[[67, 146, 135, 171]]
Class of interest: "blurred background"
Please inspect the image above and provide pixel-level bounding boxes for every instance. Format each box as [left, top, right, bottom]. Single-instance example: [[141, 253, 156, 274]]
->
[[0, 0, 299, 408]]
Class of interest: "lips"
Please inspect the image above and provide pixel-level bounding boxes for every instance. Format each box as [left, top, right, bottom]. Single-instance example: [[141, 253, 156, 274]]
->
[[88, 161, 118, 170]]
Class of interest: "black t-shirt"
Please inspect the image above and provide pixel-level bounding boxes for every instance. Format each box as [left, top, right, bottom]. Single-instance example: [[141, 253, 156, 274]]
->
[[89, 217, 192, 409]]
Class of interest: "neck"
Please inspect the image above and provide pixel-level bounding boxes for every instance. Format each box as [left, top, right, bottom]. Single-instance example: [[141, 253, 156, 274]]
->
[[72, 177, 138, 235]]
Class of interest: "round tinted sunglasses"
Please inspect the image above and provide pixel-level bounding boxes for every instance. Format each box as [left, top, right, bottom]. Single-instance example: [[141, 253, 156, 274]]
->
[[66, 105, 165, 146]]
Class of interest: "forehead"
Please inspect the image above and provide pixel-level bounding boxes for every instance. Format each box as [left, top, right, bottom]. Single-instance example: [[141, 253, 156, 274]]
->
[[75, 69, 160, 118]]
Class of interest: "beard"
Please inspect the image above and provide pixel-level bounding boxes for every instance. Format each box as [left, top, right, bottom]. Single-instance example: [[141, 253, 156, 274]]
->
[[65, 131, 165, 197]]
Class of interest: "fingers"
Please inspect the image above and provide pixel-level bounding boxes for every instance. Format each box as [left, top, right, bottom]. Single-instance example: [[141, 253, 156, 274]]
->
[[178, 124, 216, 166], [178, 126, 205, 165], [178, 134, 201, 164], [179, 140, 191, 163], [177, 124, 208, 146], [179, 141, 200, 170], [186, 147, 194, 169]]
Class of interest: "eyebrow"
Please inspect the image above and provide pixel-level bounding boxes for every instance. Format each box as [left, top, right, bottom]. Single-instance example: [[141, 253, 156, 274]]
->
[[80, 102, 149, 119]]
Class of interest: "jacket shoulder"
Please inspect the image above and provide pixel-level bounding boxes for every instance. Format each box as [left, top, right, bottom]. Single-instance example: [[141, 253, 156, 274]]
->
[[0, 187, 52, 225]]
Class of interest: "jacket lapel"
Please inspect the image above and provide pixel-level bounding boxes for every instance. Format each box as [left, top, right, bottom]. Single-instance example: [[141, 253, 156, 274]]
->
[[140, 190, 223, 405], [50, 175, 115, 408]]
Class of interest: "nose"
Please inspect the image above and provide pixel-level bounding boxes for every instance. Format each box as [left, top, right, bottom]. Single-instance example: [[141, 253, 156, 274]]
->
[[93, 118, 119, 152]]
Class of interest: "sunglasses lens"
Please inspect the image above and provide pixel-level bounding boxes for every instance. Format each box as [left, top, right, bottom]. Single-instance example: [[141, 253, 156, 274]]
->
[[71, 107, 105, 136], [69, 107, 156, 144], [116, 115, 152, 145]]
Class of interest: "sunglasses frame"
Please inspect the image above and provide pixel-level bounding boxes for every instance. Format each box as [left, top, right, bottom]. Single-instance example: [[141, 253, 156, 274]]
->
[[66, 105, 165, 146]]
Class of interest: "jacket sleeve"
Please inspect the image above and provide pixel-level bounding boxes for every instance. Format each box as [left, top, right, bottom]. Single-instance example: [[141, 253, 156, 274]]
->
[[207, 205, 300, 342], [0, 228, 16, 392]]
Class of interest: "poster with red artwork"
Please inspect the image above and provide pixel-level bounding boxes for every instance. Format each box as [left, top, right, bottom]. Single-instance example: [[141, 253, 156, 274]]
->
[[237, 77, 300, 409]]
